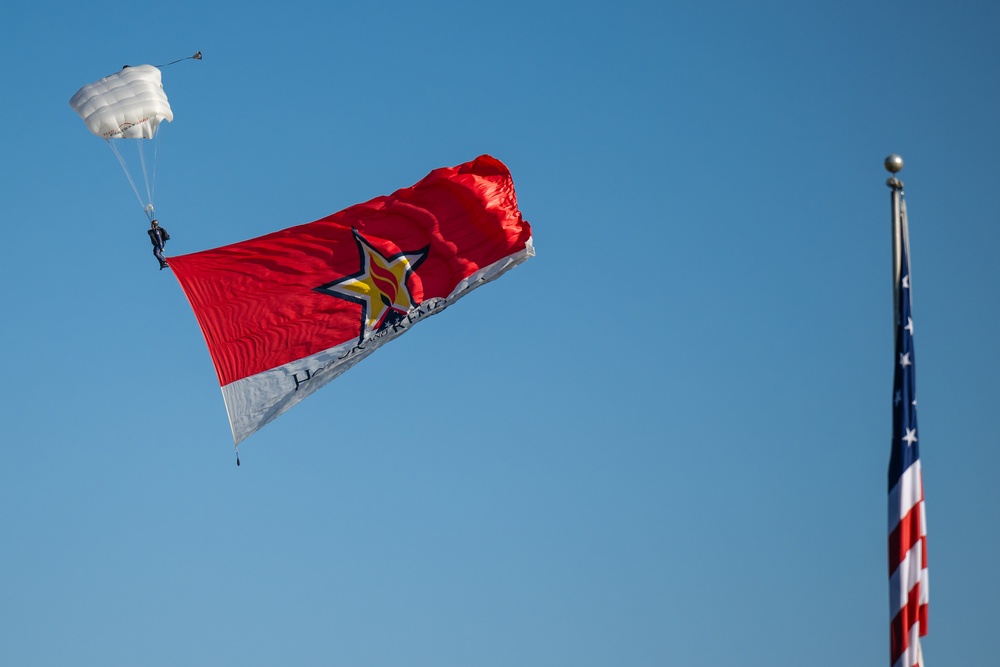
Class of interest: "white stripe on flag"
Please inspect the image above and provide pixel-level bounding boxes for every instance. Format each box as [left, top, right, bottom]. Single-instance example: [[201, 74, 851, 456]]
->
[[888, 460, 923, 531], [888, 537, 925, 619]]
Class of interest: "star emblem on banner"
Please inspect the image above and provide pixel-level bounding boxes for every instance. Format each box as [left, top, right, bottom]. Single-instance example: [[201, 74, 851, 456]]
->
[[315, 230, 428, 342]]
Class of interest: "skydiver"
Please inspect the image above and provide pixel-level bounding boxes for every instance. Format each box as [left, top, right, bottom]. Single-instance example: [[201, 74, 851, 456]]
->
[[148, 219, 170, 270]]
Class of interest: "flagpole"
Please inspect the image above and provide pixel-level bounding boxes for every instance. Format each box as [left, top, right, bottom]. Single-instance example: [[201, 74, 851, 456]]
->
[[885, 154, 904, 323]]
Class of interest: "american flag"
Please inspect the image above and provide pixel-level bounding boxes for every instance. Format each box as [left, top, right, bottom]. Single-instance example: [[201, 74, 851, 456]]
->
[[887, 193, 929, 667]]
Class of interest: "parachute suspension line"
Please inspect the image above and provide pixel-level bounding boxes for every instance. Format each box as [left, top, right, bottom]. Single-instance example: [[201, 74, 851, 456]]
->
[[107, 140, 148, 216], [143, 126, 165, 222], [152, 130, 161, 208], [138, 139, 152, 210], [140, 132, 164, 216]]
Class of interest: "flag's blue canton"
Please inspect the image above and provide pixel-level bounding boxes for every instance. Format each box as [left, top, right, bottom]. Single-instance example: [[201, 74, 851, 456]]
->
[[888, 234, 918, 490]]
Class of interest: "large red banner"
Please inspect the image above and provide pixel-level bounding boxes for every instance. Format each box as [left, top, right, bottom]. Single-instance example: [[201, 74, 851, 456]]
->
[[170, 155, 533, 444]]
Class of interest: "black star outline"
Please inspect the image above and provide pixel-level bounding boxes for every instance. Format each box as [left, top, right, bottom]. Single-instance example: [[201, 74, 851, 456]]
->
[[314, 229, 429, 344]]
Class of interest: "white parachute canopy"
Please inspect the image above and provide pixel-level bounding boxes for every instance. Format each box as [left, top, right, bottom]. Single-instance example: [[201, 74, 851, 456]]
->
[[69, 65, 174, 218], [70, 64, 173, 139]]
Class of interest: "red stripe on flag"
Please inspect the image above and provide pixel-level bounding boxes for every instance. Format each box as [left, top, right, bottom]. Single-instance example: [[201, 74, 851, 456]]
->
[[889, 580, 924, 666], [888, 500, 925, 575]]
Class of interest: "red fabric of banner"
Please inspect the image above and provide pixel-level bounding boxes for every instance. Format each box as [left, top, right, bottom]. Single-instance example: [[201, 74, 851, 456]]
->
[[169, 155, 531, 387]]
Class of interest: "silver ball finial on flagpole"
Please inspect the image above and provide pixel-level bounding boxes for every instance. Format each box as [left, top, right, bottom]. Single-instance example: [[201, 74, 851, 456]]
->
[[885, 154, 904, 189]]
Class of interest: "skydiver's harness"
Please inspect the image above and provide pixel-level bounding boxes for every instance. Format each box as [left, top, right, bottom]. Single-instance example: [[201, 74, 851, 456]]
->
[[149, 227, 170, 247]]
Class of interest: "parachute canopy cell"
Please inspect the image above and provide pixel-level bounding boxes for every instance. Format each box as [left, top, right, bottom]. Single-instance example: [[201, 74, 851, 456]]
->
[[69, 65, 173, 140]]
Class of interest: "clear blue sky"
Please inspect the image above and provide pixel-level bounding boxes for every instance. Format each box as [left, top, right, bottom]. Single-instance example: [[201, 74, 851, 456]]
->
[[1, 1, 997, 665]]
